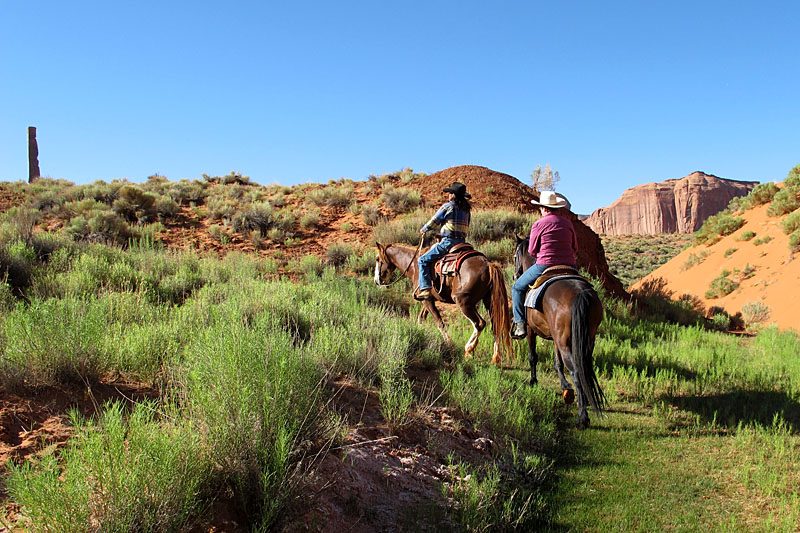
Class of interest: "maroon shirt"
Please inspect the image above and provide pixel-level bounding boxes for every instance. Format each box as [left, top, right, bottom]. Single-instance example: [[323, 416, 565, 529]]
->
[[528, 212, 578, 266]]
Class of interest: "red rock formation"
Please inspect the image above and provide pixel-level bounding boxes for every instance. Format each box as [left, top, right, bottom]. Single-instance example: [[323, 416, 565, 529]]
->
[[584, 172, 758, 235]]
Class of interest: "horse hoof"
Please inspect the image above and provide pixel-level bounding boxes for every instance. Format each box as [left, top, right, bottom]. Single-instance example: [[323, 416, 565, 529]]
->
[[562, 389, 575, 405], [529, 379, 538, 387]]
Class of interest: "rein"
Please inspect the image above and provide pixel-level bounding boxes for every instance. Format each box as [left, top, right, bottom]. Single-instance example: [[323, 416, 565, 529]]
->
[[383, 237, 424, 286]]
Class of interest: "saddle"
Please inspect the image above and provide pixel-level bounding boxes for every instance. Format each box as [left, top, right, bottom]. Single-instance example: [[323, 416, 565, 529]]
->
[[524, 266, 587, 311], [435, 243, 484, 277], [529, 265, 580, 290]]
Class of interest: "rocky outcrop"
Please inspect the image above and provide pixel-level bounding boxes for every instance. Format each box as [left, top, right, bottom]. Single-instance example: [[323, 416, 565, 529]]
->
[[584, 172, 758, 235]]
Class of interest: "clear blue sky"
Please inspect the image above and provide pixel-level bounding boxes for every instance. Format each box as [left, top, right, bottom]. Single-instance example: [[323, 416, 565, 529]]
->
[[2, 1, 798, 214]]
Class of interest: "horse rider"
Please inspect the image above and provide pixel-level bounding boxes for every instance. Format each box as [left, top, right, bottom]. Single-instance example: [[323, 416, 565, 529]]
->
[[511, 191, 578, 339], [414, 181, 472, 301]]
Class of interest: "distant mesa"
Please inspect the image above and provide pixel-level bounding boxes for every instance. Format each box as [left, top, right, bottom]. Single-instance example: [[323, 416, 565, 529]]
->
[[584, 171, 759, 235]]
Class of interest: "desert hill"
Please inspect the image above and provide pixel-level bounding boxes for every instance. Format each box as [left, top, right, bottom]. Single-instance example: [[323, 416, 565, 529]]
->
[[633, 182, 799, 331], [585, 172, 758, 235]]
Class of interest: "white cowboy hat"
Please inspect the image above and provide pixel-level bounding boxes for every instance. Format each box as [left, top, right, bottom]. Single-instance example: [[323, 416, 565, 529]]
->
[[531, 190, 569, 209]]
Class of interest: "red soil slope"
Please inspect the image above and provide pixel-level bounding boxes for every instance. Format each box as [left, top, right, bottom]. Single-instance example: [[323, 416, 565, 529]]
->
[[634, 199, 799, 331]]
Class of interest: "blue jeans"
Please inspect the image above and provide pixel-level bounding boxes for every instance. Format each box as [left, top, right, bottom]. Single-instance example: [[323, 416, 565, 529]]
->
[[418, 237, 462, 290], [512, 264, 548, 324]]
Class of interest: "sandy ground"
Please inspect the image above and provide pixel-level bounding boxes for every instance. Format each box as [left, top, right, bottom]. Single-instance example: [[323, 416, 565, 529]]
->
[[634, 202, 799, 331]]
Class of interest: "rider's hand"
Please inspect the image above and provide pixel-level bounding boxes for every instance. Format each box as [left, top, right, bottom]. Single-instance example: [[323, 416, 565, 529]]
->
[[419, 229, 426, 235]]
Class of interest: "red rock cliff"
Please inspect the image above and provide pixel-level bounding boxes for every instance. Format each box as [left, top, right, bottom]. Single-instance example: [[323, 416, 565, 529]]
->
[[584, 172, 758, 235]]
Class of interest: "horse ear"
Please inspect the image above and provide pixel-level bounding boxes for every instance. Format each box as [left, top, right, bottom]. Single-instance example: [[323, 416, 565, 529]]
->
[[376, 242, 386, 253]]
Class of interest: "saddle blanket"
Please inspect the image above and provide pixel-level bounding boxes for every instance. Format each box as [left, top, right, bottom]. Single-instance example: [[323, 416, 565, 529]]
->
[[524, 275, 587, 311]]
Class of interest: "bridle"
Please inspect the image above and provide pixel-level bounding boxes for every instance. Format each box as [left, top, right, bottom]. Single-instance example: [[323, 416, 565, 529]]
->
[[379, 237, 425, 286]]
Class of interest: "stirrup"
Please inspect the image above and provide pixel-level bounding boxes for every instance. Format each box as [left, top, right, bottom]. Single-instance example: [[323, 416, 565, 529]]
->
[[414, 288, 432, 301]]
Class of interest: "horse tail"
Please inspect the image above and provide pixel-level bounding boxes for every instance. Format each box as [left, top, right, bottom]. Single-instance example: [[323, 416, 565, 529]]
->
[[488, 263, 513, 361], [571, 288, 606, 413]]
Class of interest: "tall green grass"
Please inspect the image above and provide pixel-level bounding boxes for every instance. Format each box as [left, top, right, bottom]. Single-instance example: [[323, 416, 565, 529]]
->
[[6, 401, 208, 532]]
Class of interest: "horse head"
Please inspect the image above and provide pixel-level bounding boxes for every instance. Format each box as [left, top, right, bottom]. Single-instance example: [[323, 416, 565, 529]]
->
[[513, 236, 531, 281], [374, 242, 397, 286]]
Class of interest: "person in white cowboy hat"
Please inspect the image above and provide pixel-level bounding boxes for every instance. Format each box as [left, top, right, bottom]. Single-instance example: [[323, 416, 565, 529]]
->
[[511, 190, 578, 339], [414, 181, 472, 301]]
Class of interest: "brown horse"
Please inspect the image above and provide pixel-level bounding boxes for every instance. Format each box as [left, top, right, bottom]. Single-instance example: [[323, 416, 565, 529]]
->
[[374, 242, 512, 364], [514, 236, 606, 428]]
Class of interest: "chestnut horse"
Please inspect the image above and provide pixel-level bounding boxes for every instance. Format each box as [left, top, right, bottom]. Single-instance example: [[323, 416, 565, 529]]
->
[[374, 242, 512, 364], [514, 237, 606, 428]]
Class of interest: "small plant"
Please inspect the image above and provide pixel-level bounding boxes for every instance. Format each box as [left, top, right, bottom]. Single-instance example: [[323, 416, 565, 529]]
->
[[378, 358, 414, 431], [308, 183, 354, 208], [753, 235, 773, 246], [737, 230, 756, 241], [724, 247, 737, 258], [299, 210, 320, 230], [348, 202, 362, 216], [682, 250, 709, 270], [323, 243, 354, 268], [740, 263, 756, 279], [705, 270, 738, 299], [767, 188, 800, 217], [381, 184, 422, 214], [741, 301, 771, 326], [361, 204, 384, 226], [694, 210, 744, 245], [341, 222, 353, 233], [790, 230, 800, 253], [781, 212, 800, 235]]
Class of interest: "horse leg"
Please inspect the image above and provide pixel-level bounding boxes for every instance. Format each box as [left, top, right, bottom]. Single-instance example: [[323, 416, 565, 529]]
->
[[417, 306, 429, 323], [553, 345, 574, 401], [424, 300, 451, 344], [458, 301, 486, 361], [558, 342, 590, 429], [527, 332, 538, 386]]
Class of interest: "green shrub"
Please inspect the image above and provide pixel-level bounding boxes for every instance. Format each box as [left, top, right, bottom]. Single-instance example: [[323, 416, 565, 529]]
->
[[737, 230, 756, 241], [308, 183, 354, 208], [1, 298, 110, 389], [372, 213, 428, 246], [6, 401, 208, 531], [299, 210, 320, 230], [324, 243, 354, 268], [112, 185, 158, 223], [206, 196, 237, 221], [694, 211, 745, 245], [468, 210, 532, 243], [745, 182, 779, 209], [361, 203, 384, 226], [781, 212, 800, 234], [789, 230, 800, 253], [681, 250, 709, 270], [741, 301, 771, 326], [232, 202, 275, 237], [154, 194, 180, 219], [767, 188, 800, 216], [724, 247, 737, 258], [705, 270, 738, 299], [381, 184, 422, 214], [186, 321, 322, 528], [753, 235, 773, 246]]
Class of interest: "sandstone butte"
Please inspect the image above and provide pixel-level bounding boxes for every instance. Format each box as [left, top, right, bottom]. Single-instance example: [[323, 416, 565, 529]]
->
[[585, 171, 758, 235], [633, 187, 799, 332]]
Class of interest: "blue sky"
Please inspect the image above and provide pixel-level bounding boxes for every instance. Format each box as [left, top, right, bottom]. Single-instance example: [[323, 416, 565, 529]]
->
[[1, 1, 798, 214]]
